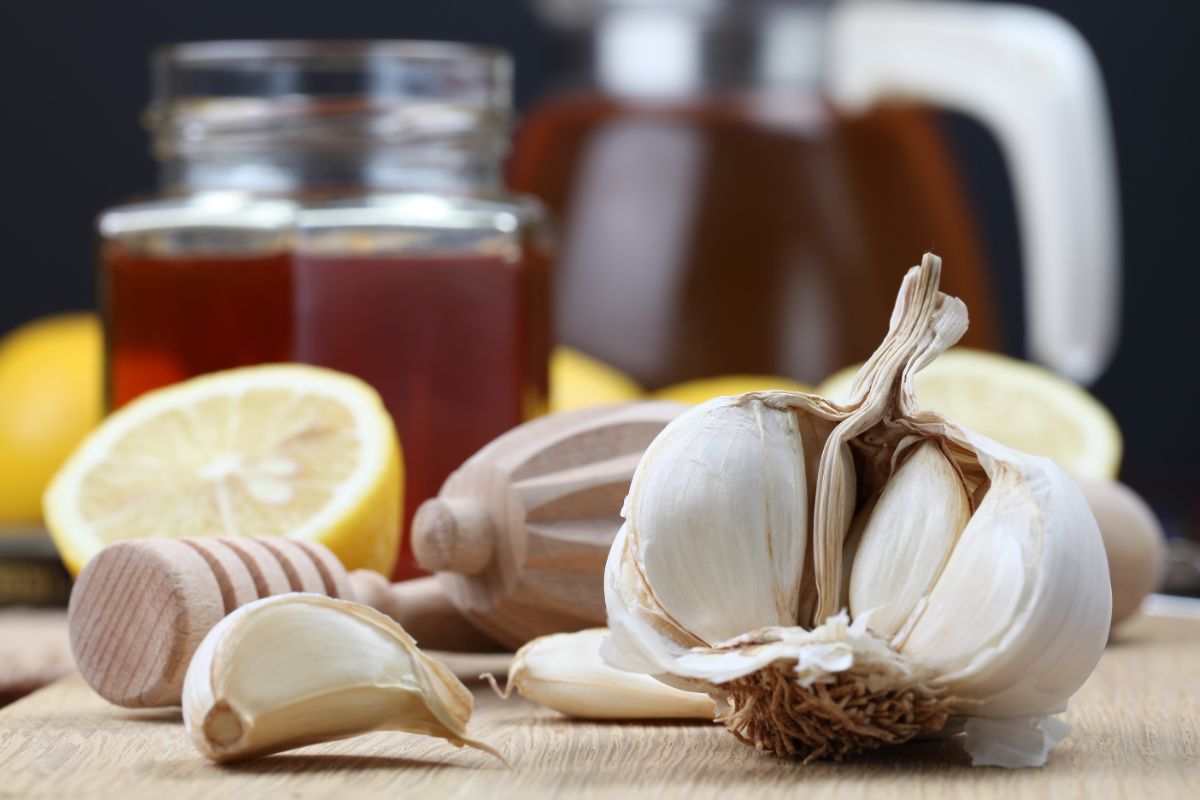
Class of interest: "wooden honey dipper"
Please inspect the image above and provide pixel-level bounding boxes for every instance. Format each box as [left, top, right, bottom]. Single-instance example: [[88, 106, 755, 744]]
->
[[68, 536, 499, 708]]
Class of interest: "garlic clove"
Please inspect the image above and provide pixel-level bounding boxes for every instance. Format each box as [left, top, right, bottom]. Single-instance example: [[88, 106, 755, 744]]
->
[[849, 440, 970, 636], [624, 396, 809, 645], [182, 593, 500, 762], [503, 628, 715, 720], [1077, 478, 1167, 626], [900, 438, 1111, 718], [896, 482, 1027, 676]]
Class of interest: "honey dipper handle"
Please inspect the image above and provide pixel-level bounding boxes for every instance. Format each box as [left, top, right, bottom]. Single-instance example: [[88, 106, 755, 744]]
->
[[346, 572, 503, 652], [411, 498, 494, 575]]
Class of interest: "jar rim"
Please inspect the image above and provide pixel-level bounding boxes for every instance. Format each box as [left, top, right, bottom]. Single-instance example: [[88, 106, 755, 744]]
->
[[150, 39, 513, 115], [155, 39, 510, 69], [144, 40, 515, 194]]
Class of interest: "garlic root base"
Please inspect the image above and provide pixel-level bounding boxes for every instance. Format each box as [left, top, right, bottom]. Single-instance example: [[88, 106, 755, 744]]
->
[[717, 663, 957, 763]]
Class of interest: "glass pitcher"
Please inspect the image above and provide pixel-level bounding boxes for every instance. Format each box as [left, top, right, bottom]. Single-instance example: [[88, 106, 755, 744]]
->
[[511, 0, 1118, 387]]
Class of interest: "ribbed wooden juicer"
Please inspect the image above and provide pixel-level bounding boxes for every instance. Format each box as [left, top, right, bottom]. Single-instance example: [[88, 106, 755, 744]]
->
[[411, 401, 685, 649]]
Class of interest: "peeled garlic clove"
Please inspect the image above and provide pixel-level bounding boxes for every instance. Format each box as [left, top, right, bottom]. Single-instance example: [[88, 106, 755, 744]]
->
[[849, 440, 970, 636], [182, 593, 499, 762], [623, 396, 809, 645], [504, 628, 715, 720]]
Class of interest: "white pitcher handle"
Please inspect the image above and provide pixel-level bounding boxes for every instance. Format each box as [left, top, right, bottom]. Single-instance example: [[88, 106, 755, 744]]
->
[[829, 0, 1120, 384]]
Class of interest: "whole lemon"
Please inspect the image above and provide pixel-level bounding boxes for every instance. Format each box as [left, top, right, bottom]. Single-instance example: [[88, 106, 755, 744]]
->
[[651, 375, 813, 405], [0, 314, 102, 524], [550, 346, 643, 412]]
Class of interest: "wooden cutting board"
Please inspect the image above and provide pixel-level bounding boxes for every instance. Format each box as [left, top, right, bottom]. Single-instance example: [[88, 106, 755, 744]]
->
[[1, 611, 1196, 799]]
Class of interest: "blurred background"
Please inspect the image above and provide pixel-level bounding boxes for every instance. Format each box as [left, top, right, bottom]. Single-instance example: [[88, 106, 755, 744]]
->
[[0, 0, 1196, 579]]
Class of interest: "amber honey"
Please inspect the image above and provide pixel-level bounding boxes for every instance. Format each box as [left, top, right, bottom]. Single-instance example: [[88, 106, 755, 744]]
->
[[102, 243, 293, 408], [509, 93, 1000, 388], [293, 249, 551, 579]]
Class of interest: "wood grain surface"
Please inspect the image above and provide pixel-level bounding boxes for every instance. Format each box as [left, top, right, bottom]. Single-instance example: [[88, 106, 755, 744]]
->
[[0, 608, 72, 706], [1, 611, 1197, 798]]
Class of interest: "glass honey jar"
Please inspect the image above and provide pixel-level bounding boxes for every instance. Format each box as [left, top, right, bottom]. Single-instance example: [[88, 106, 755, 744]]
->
[[98, 41, 551, 578]]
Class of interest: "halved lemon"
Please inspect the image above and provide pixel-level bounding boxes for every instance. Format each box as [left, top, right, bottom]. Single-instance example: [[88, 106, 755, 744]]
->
[[44, 365, 402, 576], [817, 348, 1121, 480]]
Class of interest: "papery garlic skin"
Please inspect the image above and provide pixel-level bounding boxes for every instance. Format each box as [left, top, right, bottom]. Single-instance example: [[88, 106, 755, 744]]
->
[[505, 628, 715, 720], [603, 521, 695, 677], [962, 715, 1071, 769], [626, 396, 810, 645], [603, 254, 1112, 768], [182, 593, 498, 762]]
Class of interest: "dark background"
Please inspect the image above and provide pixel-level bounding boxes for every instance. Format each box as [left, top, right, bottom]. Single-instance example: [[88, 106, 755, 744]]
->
[[1, 0, 1197, 539]]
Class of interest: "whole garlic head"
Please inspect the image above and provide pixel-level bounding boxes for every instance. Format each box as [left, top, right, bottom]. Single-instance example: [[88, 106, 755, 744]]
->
[[603, 254, 1111, 767]]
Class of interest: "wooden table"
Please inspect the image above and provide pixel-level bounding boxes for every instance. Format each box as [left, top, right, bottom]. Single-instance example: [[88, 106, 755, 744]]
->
[[0, 608, 71, 706], [1, 610, 1197, 799]]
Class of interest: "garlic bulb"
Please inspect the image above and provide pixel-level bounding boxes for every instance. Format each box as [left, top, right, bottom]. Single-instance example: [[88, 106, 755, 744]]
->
[[603, 254, 1111, 767], [182, 593, 500, 762], [501, 628, 715, 720]]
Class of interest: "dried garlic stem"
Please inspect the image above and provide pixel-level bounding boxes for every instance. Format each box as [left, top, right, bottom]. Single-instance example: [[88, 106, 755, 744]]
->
[[809, 254, 968, 625]]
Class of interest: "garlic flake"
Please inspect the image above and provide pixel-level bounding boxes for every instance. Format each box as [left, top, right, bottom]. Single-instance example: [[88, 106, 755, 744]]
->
[[603, 254, 1111, 767]]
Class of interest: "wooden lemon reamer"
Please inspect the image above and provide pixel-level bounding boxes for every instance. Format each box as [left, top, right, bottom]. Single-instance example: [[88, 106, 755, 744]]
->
[[409, 401, 686, 650]]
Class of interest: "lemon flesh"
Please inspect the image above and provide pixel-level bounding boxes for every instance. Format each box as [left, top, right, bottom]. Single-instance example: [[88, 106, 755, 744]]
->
[[817, 348, 1121, 480], [0, 314, 102, 524], [44, 365, 402, 576], [652, 375, 814, 405]]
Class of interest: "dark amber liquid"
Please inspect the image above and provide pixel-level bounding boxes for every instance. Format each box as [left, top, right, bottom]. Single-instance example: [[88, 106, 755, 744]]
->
[[102, 243, 293, 407], [292, 251, 551, 579], [103, 241, 548, 579], [509, 93, 999, 388]]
